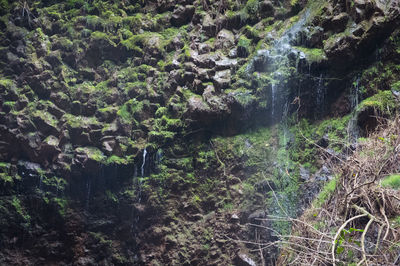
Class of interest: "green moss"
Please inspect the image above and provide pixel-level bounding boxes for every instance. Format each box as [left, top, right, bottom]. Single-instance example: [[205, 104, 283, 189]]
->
[[106, 155, 128, 165], [237, 35, 252, 55], [356, 90, 397, 114], [11, 196, 30, 222], [381, 174, 400, 189], [117, 98, 145, 123], [0, 0, 9, 13], [42, 175, 67, 192], [91, 31, 116, 46], [294, 46, 326, 62], [106, 190, 119, 203], [76, 147, 106, 162], [0, 78, 14, 89], [313, 176, 338, 208], [53, 197, 68, 216]]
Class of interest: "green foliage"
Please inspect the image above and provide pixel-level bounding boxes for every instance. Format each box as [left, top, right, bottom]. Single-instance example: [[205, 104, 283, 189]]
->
[[106, 155, 128, 165], [11, 196, 30, 222], [313, 176, 338, 208], [335, 227, 363, 255], [106, 190, 119, 203], [0, 0, 9, 12], [245, 0, 259, 16], [381, 174, 400, 189], [357, 90, 397, 114], [53, 197, 68, 216], [76, 147, 106, 162], [293, 46, 326, 62]]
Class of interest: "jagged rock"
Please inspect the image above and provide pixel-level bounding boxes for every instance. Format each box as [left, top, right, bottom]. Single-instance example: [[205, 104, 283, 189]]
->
[[192, 51, 218, 68], [213, 70, 231, 90], [101, 137, 117, 156], [202, 14, 216, 37], [45, 50, 62, 67], [40, 135, 61, 162], [50, 92, 70, 110], [188, 96, 211, 115], [230, 214, 240, 223], [27, 72, 52, 98], [32, 113, 59, 136], [331, 13, 349, 33], [171, 5, 195, 26], [300, 167, 310, 180], [259, 0, 275, 18], [235, 253, 257, 266], [198, 43, 212, 54], [228, 48, 238, 58], [215, 57, 238, 71], [324, 34, 359, 64], [215, 29, 235, 50], [351, 0, 377, 22]]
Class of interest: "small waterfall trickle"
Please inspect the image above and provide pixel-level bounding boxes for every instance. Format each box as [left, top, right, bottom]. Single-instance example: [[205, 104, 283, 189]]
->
[[250, 8, 311, 122], [271, 82, 276, 117], [141, 148, 147, 178], [155, 149, 163, 170], [348, 77, 361, 142], [316, 74, 327, 116], [85, 178, 91, 210]]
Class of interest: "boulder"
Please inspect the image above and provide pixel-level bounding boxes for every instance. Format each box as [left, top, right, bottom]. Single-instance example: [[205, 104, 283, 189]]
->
[[202, 14, 216, 37], [331, 13, 349, 33], [259, 0, 275, 18], [215, 29, 235, 50], [192, 51, 218, 68], [234, 253, 257, 266], [213, 70, 231, 90], [198, 43, 212, 54], [40, 135, 61, 162], [171, 5, 195, 26], [215, 57, 238, 71]]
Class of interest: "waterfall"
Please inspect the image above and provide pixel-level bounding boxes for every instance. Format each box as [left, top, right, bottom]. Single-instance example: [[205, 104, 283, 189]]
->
[[141, 148, 147, 177], [85, 178, 91, 210], [248, 9, 311, 123], [316, 74, 327, 116], [348, 76, 361, 142]]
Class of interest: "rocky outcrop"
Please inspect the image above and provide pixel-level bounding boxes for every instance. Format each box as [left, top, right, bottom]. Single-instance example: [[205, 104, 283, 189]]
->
[[0, 0, 399, 265]]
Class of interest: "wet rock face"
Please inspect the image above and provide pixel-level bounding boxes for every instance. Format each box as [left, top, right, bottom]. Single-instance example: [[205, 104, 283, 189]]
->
[[0, 0, 399, 264]]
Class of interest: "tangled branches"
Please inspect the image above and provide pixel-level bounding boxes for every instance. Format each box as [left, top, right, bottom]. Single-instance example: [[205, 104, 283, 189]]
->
[[275, 114, 400, 265]]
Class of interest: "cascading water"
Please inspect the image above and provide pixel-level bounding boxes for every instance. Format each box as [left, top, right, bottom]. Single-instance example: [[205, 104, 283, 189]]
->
[[316, 74, 327, 116], [131, 149, 147, 235], [348, 76, 361, 143], [141, 148, 147, 178], [85, 178, 91, 210], [248, 9, 311, 123]]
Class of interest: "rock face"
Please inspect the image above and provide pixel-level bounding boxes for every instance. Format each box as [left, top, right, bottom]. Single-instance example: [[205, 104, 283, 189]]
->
[[0, 0, 399, 265]]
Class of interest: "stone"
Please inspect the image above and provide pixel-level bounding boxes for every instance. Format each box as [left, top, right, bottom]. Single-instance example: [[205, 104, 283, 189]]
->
[[50, 92, 70, 110], [331, 13, 349, 33], [215, 57, 238, 71], [213, 70, 231, 90], [228, 48, 237, 58], [198, 43, 212, 54], [230, 214, 240, 223], [45, 50, 62, 67], [215, 29, 235, 50], [299, 167, 310, 180], [202, 14, 216, 37], [40, 135, 61, 162], [259, 0, 275, 18], [235, 253, 257, 266], [192, 51, 218, 68], [171, 5, 195, 26]]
